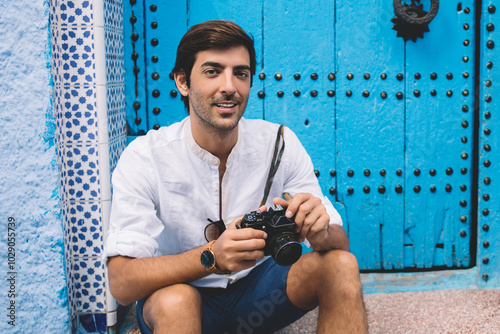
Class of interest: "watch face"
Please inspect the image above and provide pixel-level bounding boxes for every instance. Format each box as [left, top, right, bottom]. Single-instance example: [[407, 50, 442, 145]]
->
[[201, 249, 215, 269]]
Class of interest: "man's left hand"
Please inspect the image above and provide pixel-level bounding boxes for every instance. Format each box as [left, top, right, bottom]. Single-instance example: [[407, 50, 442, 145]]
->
[[273, 193, 330, 247]]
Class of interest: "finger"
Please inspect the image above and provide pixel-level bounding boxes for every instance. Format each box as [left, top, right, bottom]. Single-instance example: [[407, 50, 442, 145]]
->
[[298, 206, 326, 242], [291, 196, 326, 241], [227, 249, 265, 270], [213, 238, 265, 271], [225, 227, 267, 241], [310, 209, 330, 234], [227, 215, 243, 229], [292, 196, 316, 228], [217, 246, 265, 272], [297, 210, 320, 242], [286, 193, 312, 219], [272, 197, 289, 208], [283, 192, 293, 202], [231, 238, 266, 251]]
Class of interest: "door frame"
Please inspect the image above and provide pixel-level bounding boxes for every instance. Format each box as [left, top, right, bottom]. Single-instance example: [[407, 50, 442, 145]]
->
[[123, 0, 500, 291]]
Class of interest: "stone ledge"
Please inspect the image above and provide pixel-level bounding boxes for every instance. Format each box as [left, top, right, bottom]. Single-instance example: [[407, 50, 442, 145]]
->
[[117, 289, 500, 333]]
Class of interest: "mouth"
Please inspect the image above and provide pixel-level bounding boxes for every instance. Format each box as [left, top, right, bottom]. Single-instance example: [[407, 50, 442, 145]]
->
[[213, 100, 240, 113], [214, 102, 237, 109]]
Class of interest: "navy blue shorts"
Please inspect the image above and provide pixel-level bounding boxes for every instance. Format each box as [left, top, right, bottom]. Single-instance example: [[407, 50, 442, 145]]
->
[[136, 258, 307, 334]]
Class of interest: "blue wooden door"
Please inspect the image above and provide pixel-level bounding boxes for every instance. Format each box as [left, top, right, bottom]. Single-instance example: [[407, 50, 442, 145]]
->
[[125, 0, 476, 271]]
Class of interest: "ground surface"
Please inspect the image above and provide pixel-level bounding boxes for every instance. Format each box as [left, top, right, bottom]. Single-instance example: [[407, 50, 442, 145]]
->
[[119, 289, 500, 333]]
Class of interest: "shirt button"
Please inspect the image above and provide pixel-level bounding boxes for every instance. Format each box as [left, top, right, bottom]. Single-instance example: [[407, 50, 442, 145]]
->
[[212, 159, 219, 165], [214, 184, 219, 190]]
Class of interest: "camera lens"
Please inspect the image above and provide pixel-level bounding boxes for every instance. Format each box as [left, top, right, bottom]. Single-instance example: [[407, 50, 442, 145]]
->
[[270, 232, 302, 266]]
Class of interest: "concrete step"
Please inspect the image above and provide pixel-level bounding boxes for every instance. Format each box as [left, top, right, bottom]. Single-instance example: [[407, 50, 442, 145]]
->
[[117, 289, 500, 333]]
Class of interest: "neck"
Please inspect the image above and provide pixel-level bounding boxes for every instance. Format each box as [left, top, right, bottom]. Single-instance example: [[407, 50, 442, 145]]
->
[[190, 120, 238, 163]]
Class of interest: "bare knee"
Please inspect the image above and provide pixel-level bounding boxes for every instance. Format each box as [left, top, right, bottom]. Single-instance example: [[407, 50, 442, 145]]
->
[[143, 284, 202, 330], [312, 252, 367, 333], [327, 250, 360, 276], [322, 250, 363, 297], [300, 249, 360, 276], [288, 250, 362, 309]]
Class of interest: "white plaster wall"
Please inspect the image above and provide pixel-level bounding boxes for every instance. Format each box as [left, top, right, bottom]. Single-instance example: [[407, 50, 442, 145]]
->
[[0, 0, 70, 332]]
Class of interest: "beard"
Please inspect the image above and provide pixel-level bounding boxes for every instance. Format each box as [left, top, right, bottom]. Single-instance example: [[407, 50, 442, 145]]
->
[[189, 89, 247, 135]]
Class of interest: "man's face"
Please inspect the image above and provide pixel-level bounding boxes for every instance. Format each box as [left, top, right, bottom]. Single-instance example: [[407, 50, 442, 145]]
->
[[180, 45, 252, 134]]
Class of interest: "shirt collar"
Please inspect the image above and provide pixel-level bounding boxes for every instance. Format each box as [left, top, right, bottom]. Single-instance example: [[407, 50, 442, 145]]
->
[[183, 117, 244, 166]]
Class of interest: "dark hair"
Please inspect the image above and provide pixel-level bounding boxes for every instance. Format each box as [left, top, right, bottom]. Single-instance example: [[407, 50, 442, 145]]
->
[[172, 20, 257, 110]]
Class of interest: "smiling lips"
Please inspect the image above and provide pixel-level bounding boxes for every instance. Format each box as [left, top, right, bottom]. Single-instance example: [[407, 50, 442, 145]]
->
[[213, 98, 241, 113], [215, 102, 237, 109]]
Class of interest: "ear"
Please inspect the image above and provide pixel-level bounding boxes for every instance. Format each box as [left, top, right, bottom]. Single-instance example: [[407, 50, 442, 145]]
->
[[174, 71, 189, 97]]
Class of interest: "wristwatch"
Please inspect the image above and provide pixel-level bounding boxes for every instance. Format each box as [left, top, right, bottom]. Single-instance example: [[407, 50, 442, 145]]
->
[[201, 240, 218, 272]]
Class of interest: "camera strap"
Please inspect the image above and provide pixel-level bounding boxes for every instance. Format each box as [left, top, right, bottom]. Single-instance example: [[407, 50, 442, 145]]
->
[[259, 124, 286, 207]]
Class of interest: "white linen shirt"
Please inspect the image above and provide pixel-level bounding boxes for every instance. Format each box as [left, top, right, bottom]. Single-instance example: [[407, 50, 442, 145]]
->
[[104, 117, 342, 288]]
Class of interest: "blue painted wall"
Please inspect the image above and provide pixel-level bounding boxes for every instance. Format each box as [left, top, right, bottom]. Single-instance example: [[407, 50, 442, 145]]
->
[[0, 0, 70, 332]]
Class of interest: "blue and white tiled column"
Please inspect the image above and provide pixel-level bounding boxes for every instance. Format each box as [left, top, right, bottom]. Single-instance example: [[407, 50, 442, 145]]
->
[[49, 0, 126, 332]]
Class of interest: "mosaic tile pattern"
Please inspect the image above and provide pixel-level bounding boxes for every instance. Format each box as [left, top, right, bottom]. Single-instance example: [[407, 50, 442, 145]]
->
[[109, 136, 127, 176], [107, 85, 127, 140], [50, 0, 126, 331], [57, 143, 101, 202], [104, 0, 123, 30], [72, 258, 107, 311], [105, 28, 125, 85], [54, 27, 96, 87], [54, 0, 94, 26], [57, 86, 99, 143], [66, 201, 104, 258], [65, 257, 78, 316]]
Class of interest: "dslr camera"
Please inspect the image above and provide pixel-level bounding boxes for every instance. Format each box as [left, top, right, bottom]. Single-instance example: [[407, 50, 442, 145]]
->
[[236, 205, 302, 266]]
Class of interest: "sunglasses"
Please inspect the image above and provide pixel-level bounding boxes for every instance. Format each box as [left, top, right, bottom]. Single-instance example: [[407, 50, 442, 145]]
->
[[204, 193, 292, 242], [204, 218, 226, 242]]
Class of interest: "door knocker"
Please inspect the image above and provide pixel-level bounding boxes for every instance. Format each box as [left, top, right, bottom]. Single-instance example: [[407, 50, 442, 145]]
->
[[391, 0, 439, 42]]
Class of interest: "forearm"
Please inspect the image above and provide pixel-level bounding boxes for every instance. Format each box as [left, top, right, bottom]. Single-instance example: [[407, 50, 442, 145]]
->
[[108, 246, 210, 305]]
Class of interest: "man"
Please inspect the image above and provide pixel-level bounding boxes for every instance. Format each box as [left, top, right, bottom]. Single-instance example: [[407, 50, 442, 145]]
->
[[105, 20, 367, 333]]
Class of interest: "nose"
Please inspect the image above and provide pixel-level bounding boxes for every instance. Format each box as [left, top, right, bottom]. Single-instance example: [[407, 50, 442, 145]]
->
[[220, 71, 237, 96]]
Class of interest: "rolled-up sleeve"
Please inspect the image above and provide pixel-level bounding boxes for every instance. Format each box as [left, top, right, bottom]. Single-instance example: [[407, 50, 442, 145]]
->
[[103, 141, 164, 259]]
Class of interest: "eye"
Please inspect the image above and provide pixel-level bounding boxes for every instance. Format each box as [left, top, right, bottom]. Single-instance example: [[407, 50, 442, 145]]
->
[[204, 69, 219, 76], [236, 71, 250, 78]]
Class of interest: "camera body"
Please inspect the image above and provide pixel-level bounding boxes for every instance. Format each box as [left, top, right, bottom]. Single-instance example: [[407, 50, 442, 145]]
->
[[237, 205, 302, 266]]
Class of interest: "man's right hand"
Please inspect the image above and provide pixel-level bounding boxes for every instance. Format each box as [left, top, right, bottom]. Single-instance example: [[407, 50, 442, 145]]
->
[[211, 215, 267, 272], [108, 209, 269, 306]]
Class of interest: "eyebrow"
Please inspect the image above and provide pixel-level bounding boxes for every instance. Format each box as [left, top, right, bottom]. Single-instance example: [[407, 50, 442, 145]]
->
[[200, 61, 251, 72]]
